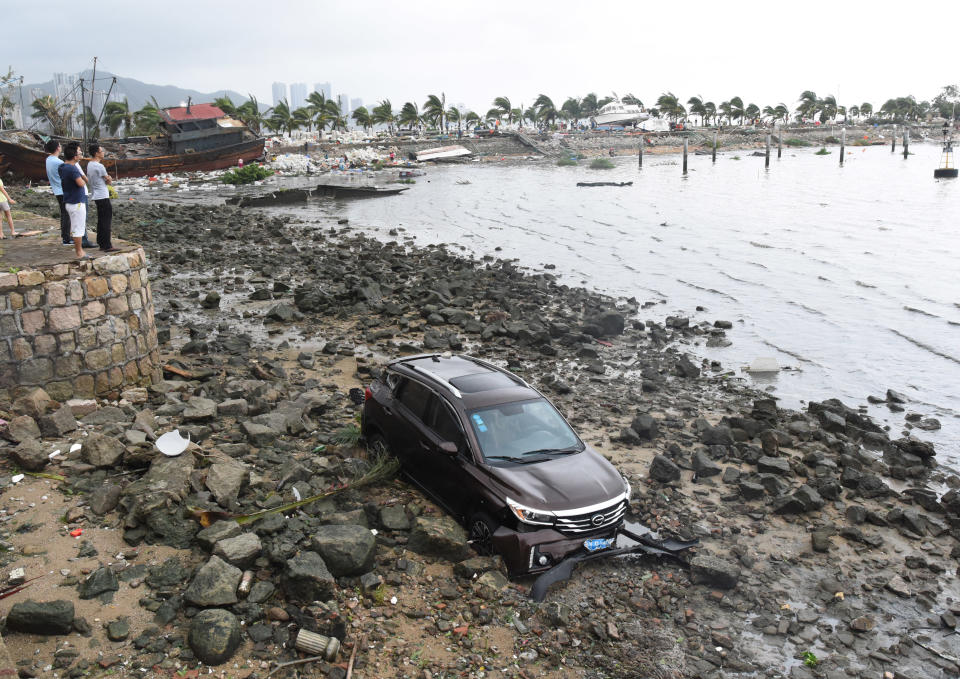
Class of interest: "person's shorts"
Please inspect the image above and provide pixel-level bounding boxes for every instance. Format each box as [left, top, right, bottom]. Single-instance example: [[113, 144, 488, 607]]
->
[[65, 202, 86, 237], [0, 202, 9, 213]]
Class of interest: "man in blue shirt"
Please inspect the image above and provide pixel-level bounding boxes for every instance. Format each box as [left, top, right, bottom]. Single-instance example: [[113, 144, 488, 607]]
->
[[57, 142, 91, 259], [45, 140, 93, 248]]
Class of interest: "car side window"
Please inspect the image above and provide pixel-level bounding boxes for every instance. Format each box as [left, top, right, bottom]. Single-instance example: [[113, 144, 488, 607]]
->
[[431, 399, 464, 447], [396, 379, 432, 421]]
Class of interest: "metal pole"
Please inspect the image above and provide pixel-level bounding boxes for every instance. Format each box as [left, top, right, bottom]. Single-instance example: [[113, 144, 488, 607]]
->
[[765, 134, 770, 168], [682, 137, 688, 174], [903, 129, 909, 158], [777, 129, 782, 158], [840, 127, 845, 165], [712, 130, 717, 162], [638, 137, 643, 168], [88, 56, 97, 141], [891, 125, 896, 152]]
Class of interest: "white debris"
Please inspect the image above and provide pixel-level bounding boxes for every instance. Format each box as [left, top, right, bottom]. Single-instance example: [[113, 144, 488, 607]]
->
[[155, 430, 191, 457], [746, 357, 780, 374]]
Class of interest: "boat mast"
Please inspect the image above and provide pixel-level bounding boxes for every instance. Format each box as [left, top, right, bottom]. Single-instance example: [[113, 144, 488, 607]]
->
[[87, 57, 97, 142]]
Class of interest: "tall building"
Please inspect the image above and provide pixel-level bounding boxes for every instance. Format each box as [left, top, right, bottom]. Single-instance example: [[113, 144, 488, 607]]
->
[[53, 72, 78, 101], [290, 83, 307, 110], [272, 82, 287, 107], [350, 97, 363, 113], [314, 82, 331, 101], [337, 93, 349, 116]]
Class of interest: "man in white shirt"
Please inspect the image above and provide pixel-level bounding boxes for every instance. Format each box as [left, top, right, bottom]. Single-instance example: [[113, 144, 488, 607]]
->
[[86, 144, 117, 252]]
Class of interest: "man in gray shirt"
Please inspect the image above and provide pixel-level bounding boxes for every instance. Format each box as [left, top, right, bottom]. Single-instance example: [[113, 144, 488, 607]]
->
[[86, 144, 117, 252]]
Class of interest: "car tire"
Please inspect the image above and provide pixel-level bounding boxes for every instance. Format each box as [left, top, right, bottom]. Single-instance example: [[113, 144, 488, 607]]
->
[[367, 432, 391, 457], [468, 512, 498, 556]]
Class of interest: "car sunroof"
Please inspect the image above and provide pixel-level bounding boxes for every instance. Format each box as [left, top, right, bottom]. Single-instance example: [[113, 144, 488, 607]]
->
[[449, 372, 518, 393]]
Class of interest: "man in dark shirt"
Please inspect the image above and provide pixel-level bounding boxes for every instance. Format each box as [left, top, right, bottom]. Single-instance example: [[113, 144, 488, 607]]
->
[[57, 142, 91, 259]]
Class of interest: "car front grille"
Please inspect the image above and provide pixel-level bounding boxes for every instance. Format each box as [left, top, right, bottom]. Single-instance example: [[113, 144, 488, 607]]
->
[[555, 499, 627, 534]]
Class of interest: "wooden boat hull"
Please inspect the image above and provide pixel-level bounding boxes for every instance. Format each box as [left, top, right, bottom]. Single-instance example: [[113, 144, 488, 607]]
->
[[0, 136, 265, 181]]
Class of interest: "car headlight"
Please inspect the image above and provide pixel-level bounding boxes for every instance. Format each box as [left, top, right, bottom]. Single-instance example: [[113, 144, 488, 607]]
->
[[506, 498, 555, 526]]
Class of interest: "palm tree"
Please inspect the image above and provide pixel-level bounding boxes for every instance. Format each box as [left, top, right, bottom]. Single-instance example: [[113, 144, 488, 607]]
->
[[859, 102, 873, 120], [317, 99, 342, 137], [561, 97, 582, 126], [622, 93, 643, 108], [763, 103, 789, 125], [423, 93, 446, 131], [703, 101, 716, 126], [292, 107, 313, 132], [687, 95, 706, 126], [267, 99, 294, 136], [581, 93, 599, 117], [447, 106, 463, 134], [728, 97, 745, 125], [533, 94, 557, 127], [718, 101, 732, 125], [796, 91, 819, 122], [103, 98, 135, 136], [133, 101, 163, 136], [372, 100, 396, 133], [465, 111, 481, 129], [493, 96, 513, 124], [819, 95, 838, 122], [351, 106, 372, 131], [236, 95, 266, 135], [656, 92, 681, 121], [213, 96, 236, 117], [399, 101, 421, 130], [848, 105, 860, 121], [745, 103, 760, 124]]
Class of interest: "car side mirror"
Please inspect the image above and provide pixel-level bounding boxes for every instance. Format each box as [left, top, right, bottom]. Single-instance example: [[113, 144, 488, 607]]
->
[[438, 441, 458, 456]]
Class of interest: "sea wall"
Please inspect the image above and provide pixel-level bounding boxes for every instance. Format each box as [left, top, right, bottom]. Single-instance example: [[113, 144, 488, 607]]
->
[[0, 248, 160, 400]]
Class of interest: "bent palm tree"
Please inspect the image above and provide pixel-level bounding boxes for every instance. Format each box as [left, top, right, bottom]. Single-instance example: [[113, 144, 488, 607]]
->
[[687, 95, 706, 126], [236, 95, 266, 135], [534, 94, 557, 127], [423, 93, 446, 130], [493, 96, 513, 124], [103, 98, 134, 136], [213, 96, 236, 117], [351, 106, 372, 131], [399, 101, 421, 129], [372, 99, 396, 133]]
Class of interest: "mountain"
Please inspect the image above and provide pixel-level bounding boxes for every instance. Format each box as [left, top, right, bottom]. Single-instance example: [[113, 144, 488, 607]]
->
[[21, 69, 260, 113]]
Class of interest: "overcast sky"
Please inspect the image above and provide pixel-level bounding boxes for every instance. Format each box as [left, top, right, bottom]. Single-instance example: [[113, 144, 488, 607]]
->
[[10, 0, 960, 113]]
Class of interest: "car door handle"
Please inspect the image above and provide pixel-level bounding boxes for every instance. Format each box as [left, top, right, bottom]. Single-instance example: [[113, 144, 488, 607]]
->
[[419, 441, 430, 450], [383, 406, 393, 416]]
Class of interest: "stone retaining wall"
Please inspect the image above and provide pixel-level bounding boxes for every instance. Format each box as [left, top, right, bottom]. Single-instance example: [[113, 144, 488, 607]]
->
[[0, 247, 160, 401]]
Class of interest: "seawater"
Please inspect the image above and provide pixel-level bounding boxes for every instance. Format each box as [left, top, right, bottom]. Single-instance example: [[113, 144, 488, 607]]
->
[[310, 144, 960, 461]]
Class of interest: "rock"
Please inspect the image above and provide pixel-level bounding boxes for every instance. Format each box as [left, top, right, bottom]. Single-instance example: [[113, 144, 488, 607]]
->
[[184, 556, 242, 607], [106, 619, 130, 641], [310, 525, 376, 576], [247, 580, 275, 604], [6, 600, 75, 635], [79, 567, 119, 600], [13, 388, 53, 418], [407, 515, 470, 562], [213, 533, 262, 569], [819, 410, 847, 434], [182, 397, 217, 421], [690, 555, 740, 589], [701, 425, 735, 446], [772, 495, 807, 515], [38, 404, 77, 437], [242, 421, 277, 447], [629, 413, 659, 440], [454, 556, 503, 579], [885, 575, 912, 598], [850, 615, 875, 632], [475, 570, 510, 595], [886, 389, 907, 404], [282, 551, 335, 602], [89, 483, 122, 515], [811, 530, 832, 552], [380, 505, 411, 531], [594, 311, 625, 337], [721, 467, 741, 484], [196, 521, 243, 552], [739, 481, 766, 500], [216, 399, 249, 417], [81, 406, 128, 425], [649, 455, 681, 483], [266, 303, 297, 323], [188, 609, 242, 665], [757, 456, 792, 476], [688, 453, 721, 481], [793, 485, 825, 511], [205, 462, 248, 509], [10, 438, 47, 471], [201, 291, 221, 309], [81, 433, 125, 468], [675, 355, 701, 378], [4, 415, 40, 443]]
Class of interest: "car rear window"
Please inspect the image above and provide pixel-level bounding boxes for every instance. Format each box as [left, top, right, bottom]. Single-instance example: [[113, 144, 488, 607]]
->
[[449, 372, 517, 393], [397, 379, 432, 421], [468, 398, 581, 461]]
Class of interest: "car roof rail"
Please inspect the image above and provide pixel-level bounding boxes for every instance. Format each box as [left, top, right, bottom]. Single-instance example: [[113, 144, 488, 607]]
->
[[462, 355, 531, 389], [409, 365, 463, 399]]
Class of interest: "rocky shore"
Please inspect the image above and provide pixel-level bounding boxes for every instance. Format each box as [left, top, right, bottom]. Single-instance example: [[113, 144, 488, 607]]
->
[[0, 185, 956, 679]]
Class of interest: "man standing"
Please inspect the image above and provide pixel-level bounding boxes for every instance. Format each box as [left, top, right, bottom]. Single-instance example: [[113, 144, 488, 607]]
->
[[86, 144, 117, 252], [57, 142, 90, 259], [45, 140, 94, 248]]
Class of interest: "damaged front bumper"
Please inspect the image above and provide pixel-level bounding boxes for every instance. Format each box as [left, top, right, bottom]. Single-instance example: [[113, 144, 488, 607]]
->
[[491, 525, 618, 576]]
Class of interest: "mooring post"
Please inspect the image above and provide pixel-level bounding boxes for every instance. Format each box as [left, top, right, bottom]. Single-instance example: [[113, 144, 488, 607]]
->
[[777, 130, 782, 159], [683, 138, 688, 174], [765, 134, 771, 168], [903, 129, 909, 158], [840, 127, 845, 165], [712, 130, 717, 162], [892, 126, 896, 152], [638, 137, 643, 168]]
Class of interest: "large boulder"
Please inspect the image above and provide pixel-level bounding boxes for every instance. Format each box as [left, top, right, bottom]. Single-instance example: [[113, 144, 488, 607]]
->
[[205, 462, 248, 509], [407, 515, 470, 562], [79, 567, 119, 599], [188, 609, 242, 665], [310, 525, 376, 576], [690, 555, 740, 589], [81, 432, 125, 468], [184, 556, 242, 607], [4, 415, 41, 443], [648, 455, 681, 483], [38, 404, 77, 437], [6, 600, 75, 635], [10, 438, 47, 471], [282, 551, 335, 602]]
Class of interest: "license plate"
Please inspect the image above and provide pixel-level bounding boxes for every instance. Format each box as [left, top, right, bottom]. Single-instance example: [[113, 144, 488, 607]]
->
[[584, 537, 615, 552]]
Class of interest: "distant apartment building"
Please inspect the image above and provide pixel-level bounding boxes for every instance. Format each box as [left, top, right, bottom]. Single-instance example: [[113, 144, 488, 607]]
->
[[290, 83, 307, 110], [314, 82, 332, 102], [337, 93, 349, 115], [350, 97, 363, 113], [272, 82, 287, 107]]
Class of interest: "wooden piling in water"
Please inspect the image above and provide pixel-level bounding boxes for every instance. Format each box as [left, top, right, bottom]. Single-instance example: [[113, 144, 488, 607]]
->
[[683, 138, 688, 174], [840, 128, 845, 165], [903, 129, 909, 158], [891, 126, 896, 152], [765, 134, 771, 168], [638, 138, 643, 168], [712, 131, 717, 162], [777, 131, 782, 159]]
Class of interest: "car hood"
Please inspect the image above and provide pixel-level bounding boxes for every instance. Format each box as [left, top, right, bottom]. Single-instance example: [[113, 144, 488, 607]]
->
[[483, 446, 625, 511]]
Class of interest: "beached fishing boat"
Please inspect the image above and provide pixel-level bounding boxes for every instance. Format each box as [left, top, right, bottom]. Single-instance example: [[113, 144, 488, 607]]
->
[[0, 102, 265, 180], [413, 145, 471, 162], [592, 99, 650, 127]]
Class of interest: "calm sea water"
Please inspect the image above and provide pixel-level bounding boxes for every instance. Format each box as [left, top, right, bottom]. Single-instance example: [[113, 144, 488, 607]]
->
[[308, 144, 960, 462]]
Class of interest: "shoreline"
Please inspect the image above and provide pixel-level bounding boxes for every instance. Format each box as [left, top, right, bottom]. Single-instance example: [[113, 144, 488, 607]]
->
[[0, 188, 956, 678]]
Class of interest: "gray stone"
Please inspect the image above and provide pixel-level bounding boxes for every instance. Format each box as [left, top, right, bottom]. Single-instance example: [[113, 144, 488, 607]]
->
[[188, 609, 242, 665], [10, 438, 47, 471], [675, 355, 701, 378], [247, 580, 275, 604], [757, 456, 792, 476], [701, 425, 735, 446], [4, 415, 40, 443], [380, 505, 411, 531], [184, 556, 242, 607], [692, 450, 722, 477], [217, 399, 249, 417], [81, 432, 125, 468], [310, 525, 376, 576], [721, 467, 741, 484], [886, 389, 907, 404], [79, 567, 119, 599], [89, 483, 122, 515], [38, 404, 78, 437], [407, 515, 470, 562], [6, 600, 75, 635], [630, 413, 659, 440], [794, 484, 825, 511], [282, 551, 335, 602], [649, 454, 681, 483], [183, 397, 217, 421], [739, 481, 766, 500], [81, 406, 129, 425], [690, 555, 741, 589], [205, 462, 248, 509], [772, 495, 807, 514], [811, 530, 832, 553], [107, 619, 130, 641], [196, 520, 243, 551], [213, 533, 262, 569], [242, 421, 277, 446]]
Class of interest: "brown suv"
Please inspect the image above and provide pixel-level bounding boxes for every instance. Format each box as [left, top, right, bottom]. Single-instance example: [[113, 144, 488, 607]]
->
[[362, 353, 630, 575]]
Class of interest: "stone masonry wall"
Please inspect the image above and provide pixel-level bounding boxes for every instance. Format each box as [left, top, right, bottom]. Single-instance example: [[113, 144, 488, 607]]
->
[[0, 248, 160, 401]]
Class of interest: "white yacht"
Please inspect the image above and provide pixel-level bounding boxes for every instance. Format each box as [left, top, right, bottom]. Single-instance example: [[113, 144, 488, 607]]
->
[[592, 100, 650, 127]]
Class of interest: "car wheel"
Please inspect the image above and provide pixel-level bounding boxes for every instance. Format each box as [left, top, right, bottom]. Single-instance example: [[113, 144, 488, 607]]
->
[[367, 432, 391, 457], [468, 512, 498, 556]]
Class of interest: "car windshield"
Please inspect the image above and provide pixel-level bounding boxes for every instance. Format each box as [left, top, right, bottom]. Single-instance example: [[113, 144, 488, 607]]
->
[[468, 398, 582, 462]]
